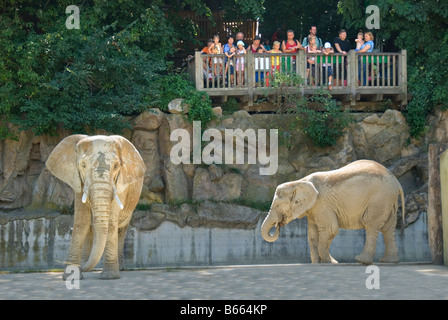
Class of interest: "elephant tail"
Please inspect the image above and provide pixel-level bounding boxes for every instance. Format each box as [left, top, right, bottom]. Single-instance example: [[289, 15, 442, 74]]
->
[[399, 186, 405, 225]]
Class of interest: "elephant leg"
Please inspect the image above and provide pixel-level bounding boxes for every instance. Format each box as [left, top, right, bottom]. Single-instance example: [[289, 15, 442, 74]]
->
[[63, 194, 90, 280], [81, 226, 93, 265], [317, 230, 338, 263], [101, 209, 120, 280], [317, 215, 339, 264], [356, 228, 378, 265], [308, 222, 319, 263], [380, 226, 399, 263], [118, 225, 128, 271]]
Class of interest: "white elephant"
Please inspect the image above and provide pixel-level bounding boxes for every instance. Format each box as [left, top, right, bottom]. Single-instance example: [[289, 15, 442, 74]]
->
[[261, 160, 404, 265], [46, 135, 146, 279]]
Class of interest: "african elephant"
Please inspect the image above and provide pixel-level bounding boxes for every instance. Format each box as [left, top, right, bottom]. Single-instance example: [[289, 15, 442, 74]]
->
[[261, 160, 404, 265], [46, 135, 145, 279]]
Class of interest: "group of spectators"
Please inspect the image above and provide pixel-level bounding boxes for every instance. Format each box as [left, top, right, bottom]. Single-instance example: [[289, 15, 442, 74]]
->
[[201, 26, 375, 89]]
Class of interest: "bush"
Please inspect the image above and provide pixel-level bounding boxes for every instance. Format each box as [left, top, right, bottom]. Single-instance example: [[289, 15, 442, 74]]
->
[[295, 90, 354, 148], [153, 73, 214, 124]]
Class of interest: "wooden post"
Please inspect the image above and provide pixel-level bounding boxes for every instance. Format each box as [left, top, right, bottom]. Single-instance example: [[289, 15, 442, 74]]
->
[[428, 144, 448, 265], [399, 49, 408, 106], [348, 50, 357, 106], [440, 148, 448, 265], [195, 51, 204, 91], [298, 50, 306, 96], [246, 51, 254, 109]]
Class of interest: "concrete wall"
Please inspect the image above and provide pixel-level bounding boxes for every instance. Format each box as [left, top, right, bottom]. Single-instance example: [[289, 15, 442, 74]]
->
[[0, 210, 431, 271]]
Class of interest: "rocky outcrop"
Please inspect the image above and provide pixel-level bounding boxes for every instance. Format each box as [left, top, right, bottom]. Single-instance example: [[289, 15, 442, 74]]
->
[[1, 107, 444, 227], [130, 201, 264, 231], [352, 110, 410, 163]]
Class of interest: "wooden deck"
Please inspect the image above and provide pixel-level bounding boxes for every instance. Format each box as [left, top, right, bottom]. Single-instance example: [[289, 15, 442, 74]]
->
[[188, 50, 408, 109]]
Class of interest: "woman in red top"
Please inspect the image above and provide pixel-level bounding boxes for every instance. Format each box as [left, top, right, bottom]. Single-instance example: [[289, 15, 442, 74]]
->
[[247, 36, 266, 53]]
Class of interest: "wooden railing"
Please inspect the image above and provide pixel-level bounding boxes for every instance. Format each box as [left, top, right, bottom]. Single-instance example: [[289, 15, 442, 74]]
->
[[189, 50, 408, 107]]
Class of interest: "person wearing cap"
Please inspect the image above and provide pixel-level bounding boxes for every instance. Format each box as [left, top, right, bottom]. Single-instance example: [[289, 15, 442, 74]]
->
[[247, 36, 267, 53], [235, 40, 246, 86], [322, 42, 334, 90]]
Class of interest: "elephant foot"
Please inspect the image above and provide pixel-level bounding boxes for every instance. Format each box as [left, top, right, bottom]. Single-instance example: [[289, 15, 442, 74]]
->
[[100, 268, 120, 280], [355, 253, 374, 265], [380, 254, 399, 263]]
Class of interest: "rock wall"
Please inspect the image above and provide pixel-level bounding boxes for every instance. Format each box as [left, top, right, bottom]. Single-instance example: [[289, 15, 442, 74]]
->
[[0, 108, 433, 225], [1, 107, 446, 268]]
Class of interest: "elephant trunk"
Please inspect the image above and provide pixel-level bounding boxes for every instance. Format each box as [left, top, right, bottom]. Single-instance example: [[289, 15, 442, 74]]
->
[[261, 211, 280, 242], [81, 182, 112, 272]]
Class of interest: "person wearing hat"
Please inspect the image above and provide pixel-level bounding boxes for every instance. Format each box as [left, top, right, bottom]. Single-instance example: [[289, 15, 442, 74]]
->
[[235, 40, 247, 86], [247, 35, 267, 53], [322, 42, 334, 90]]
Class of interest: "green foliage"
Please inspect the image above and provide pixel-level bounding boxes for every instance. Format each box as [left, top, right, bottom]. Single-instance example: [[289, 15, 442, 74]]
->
[[295, 90, 354, 148], [223, 0, 265, 21], [259, 0, 343, 43], [0, 1, 178, 138], [268, 72, 304, 113], [221, 97, 240, 115], [155, 74, 198, 111], [153, 73, 214, 123], [186, 91, 215, 124], [338, 0, 448, 137]]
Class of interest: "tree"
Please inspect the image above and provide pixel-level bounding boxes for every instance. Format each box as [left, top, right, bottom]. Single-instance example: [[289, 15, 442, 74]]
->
[[259, 0, 343, 44], [0, 0, 265, 139], [0, 0, 180, 137], [338, 0, 448, 136]]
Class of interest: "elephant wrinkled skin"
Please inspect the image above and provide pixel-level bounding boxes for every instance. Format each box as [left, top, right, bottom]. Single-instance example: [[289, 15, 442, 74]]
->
[[261, 160, 404, 265], [46, 135, 146, 279]]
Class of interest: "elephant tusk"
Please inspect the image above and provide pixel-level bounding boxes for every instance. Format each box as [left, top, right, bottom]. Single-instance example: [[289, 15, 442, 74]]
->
[[114, 192, 124, 210], [112, 184, 124, 210], [82, 192, 88, 203]]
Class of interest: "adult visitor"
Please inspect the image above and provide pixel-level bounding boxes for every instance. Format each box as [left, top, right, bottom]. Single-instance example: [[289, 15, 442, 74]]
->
[[333, 29, 351, 86], [247, 36, 267, 53], [356, 32, 375, 86], [281, 30, 304, 72], [302, 26, 323, 50]]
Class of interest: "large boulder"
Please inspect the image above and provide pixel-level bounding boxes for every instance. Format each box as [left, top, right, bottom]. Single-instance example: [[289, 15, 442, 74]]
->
[[168, 98, 189, 114], [351, 109, 409, 163], [132, 130, 164, 192], [132, 108, 165, 131], [192, 167, 243, 201]]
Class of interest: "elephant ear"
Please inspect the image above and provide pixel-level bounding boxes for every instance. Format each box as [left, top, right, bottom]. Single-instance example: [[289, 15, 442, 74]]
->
[[291, 181, 319, 220], [46, 134, 88, 194], [111, 135, 146, 194]]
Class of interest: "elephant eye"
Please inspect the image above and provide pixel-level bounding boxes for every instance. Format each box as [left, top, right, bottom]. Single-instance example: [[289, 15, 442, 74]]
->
[[114, 163, 119, 170]]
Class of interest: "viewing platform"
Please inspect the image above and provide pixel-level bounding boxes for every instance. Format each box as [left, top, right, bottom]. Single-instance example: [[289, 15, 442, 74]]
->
[[188, 50, 408, 110]]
